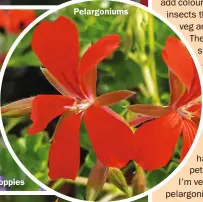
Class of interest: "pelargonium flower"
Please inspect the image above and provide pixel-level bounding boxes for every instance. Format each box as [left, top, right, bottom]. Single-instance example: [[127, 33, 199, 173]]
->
[[0, 10, 35, 34], [128, 37, 201, 171], [0, 11, 5, 34], [0, 53, 6, 66], [2, 16, 135, 179]]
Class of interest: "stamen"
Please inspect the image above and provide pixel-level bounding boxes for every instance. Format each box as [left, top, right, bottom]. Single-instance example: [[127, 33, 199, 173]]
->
[[185, 95, 202, 109], [66, 100, 91, 114], [64, 106, 72, 109], [177, 95, 202, 120]]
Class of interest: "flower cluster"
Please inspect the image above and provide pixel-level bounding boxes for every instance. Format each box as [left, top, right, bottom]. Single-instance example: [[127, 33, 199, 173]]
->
[[128, 37, 201, 170], [2, 16, 201, 182], [0, 10, 36, 66], [0, 10, 35, 34]]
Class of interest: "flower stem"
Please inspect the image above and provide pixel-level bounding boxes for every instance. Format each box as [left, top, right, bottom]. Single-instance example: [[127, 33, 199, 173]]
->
[[98, 192, 126, 201], [138, 83, 150, 98], [141, 65, 157, 101], [51, 176, 121, 193], [148, 14, 160, 105]]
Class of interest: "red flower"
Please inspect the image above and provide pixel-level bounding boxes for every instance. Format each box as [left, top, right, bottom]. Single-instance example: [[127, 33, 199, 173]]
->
[[0, 10, 35, 34], [128, 37, 201, 171], [0, 53, 6, 66], [0, 11, 6, 32], [19, 16, 135, 180]]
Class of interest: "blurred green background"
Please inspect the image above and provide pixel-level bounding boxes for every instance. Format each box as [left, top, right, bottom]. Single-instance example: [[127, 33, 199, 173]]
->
[[0, 1, 181, 201], [0, 196, 59, 202], [0, 195, 148, 202]]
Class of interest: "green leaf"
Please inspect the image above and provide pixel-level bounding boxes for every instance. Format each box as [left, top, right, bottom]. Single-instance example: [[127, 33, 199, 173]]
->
[[98, 52, 144, 92], [147, 169, 167, 188], [8, 52, 42, 67]]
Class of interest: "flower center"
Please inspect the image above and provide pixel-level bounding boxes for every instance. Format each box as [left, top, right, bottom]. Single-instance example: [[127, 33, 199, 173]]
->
[[177, 96, 202, 120], [69, 99, 91, 114]]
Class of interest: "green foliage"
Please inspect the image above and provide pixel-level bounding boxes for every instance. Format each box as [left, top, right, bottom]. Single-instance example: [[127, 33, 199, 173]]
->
[[0, 196, 48, 202], [133, 197, 148, 202], [0, 137, 40, 190]]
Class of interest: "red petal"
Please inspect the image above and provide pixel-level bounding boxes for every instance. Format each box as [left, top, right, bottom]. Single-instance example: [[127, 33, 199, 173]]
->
[[180, 119, 198, 161], [79, 35, 120, 77], [176, 72, 201, 107], [95, 90, 135, 106], [168, 70, 184, 106], [162, 37, 195, 90], [41, 68, 70, 96], [188, 103, 201, 112], [0, 11, 6, 29], [7, 10, 36, 34], [84, 105, 134, 168], [49, 113, 82, 179], [133, 110, 182, 171], [188, 103, 201, 125], [192, 112, 201, 125], [32, 16, 83, 98], [0, 53, 6, 65], [80, 68, 97, 100], [28, 95, 75, 135], [79, 35, 120, 98]]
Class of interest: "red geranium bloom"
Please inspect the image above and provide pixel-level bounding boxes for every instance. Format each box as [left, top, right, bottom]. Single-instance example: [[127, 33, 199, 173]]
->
[[7, 16, 135, 180], [0, 53, 6, 66], [0, 11, 6, 31], [0, 10, 35, 34], [128, 37, 201, 171]]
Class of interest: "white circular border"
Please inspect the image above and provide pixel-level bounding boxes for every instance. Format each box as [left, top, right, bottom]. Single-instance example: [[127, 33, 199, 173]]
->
[[0, 0, 202, 201]]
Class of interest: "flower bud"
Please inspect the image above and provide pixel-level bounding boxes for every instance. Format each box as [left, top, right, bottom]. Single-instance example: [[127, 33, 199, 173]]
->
[[137, 53, 147, 64], [108, 167, 130, 196], [124, 31, 133, 52], [1, 97, 34, 117], [132, 165, 146, 195], [133, 8, 147, 52], [86, 160, 108, 201]]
